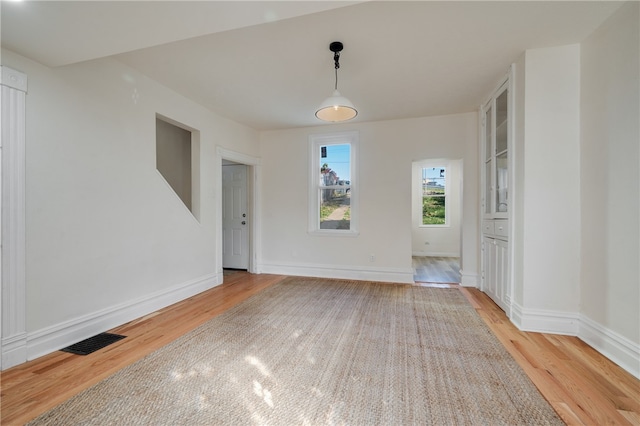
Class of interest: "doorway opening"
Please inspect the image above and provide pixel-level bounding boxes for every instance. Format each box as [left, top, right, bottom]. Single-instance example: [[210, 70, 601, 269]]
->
[[217, 147, 261, 280], [222, 161, 249, 271], [412, 256, 461, 284], [411, 158, 463, 285]]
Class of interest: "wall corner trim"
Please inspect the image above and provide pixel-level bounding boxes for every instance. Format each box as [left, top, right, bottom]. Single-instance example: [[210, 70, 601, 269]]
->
[[459, 271, 479, 288]]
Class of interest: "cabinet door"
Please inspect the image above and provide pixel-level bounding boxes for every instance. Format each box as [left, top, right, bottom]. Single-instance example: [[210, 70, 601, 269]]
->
[[482, 236, 498, 302], [482, 236, 509, 312], [495, 87, 509, 217], [481, 77, 510, 219], [483, 103, 493, 216], [495, 239, 509, 311], [480, 68, 512, 314]]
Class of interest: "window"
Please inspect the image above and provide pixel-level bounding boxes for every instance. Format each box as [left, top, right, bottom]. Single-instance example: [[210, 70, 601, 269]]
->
[[421, 166, 447, 225], [309, 131, 358, 235]]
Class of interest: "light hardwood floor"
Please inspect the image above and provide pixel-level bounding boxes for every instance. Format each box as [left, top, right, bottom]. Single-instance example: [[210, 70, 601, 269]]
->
[[459, 286, 640, 425], [412, 256, 461, 283], [2, 272, 638, 425]]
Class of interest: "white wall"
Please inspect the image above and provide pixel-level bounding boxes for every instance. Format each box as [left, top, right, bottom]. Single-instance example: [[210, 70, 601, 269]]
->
[[580, 1, 639, 375], [512, 54, 526, 310], [510, 3, 639, 377], [411, 159, 462, 257], [517, 44, 582, 323], [258, 113, 479, 285], [1, 49, 260, 362]]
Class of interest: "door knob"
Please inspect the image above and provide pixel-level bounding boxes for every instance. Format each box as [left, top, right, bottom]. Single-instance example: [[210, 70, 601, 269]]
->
[[241, 221, 246, 225]]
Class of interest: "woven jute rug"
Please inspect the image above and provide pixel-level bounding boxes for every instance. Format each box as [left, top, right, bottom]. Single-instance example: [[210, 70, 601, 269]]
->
[[29, 277, 563, 425]]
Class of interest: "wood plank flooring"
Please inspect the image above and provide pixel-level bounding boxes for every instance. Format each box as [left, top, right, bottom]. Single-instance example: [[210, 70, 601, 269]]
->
[[2, 272, 639, 425], [412, 256, 461, 283], [460, 286, 640, 426], [0, 272, 285, 425]]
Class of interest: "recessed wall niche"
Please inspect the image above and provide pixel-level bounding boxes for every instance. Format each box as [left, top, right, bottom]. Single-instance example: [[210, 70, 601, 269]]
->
[[155, 115, 200, 219]]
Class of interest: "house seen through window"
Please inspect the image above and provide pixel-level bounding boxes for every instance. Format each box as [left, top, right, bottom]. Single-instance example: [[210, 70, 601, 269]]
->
[[319, 144, 351, 230], [309, 131, 358, 235], [422, 167, 447, 225]]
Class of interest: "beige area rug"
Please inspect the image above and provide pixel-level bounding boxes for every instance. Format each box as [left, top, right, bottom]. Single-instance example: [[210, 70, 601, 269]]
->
[[29, 277, 563, 425]]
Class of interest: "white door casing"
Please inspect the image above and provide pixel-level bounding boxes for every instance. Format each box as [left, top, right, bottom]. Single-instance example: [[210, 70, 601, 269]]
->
[[222, 164, 249, 269], [1, 66, 28, 370], [216, 146, 261, 277]]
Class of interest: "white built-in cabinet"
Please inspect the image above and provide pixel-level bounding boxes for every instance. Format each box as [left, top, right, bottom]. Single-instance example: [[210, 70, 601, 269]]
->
[[480, 68, 512, 313]]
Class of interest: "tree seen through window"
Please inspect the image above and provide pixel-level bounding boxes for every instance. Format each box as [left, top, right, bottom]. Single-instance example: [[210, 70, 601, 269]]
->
[[422, 167, 446, 225]]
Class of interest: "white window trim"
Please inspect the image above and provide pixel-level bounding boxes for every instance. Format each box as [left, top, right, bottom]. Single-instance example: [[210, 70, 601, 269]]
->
[[308, 131, 359, 236], [418, 163, 450, 228]]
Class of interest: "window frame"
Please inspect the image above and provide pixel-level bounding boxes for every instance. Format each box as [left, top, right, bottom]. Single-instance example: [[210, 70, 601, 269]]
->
[[308, 131, 359, 236], [419, 165, 450, 228]]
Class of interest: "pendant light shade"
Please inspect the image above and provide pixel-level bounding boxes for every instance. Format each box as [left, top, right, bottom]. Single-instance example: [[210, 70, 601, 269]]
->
[[316, 90, 358, 122], [316, 41, 357, 122]]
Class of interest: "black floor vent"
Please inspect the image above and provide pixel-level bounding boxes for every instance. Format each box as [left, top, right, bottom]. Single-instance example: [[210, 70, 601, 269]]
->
[[61, 332, 126, 355]]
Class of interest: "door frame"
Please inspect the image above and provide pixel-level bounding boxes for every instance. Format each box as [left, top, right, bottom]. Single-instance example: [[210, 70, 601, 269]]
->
[[221, 163, 249, 269], [411, 158, 463, 257], [1, 66, 28, 369], [216, 147, 261, 275]]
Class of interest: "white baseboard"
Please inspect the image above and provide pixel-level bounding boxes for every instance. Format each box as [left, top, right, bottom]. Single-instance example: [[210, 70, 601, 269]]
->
[[508, 301, 639, 379], [579, 314, 640, 379], [509, 301, 523, 329], [511, 303, 580, 335], [1, 332, 27, 370], [411, 251, 460, 257], [26, 273, 221, 363], [259, 261, 415, 284], [459, 271, 479, 288]]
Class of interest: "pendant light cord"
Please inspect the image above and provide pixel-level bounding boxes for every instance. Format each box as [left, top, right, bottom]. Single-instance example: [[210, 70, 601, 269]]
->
[[333, 51, 340, 91]]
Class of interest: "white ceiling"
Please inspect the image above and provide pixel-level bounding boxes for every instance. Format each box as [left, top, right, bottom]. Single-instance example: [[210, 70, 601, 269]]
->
[[1, 1, 623, 130]]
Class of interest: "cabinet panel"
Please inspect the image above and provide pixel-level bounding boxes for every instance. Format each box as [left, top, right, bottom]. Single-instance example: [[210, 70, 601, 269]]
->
[[494, 220, 508, 238], [482, 77, 510, 219], [495, 89, 508, 153], [496, 151, 508, 213], [483, 236, 497, 301], [484, 161, 492, 215], [482, 220, 495, 235], [480, 68, 512, 315], [482, 236, 510, 312], [495, 239, 509, 312], [484, 106, 492, 160]]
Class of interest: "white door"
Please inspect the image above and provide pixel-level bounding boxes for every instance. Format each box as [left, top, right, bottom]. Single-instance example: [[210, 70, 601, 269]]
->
[[222, 164, 249, 269]]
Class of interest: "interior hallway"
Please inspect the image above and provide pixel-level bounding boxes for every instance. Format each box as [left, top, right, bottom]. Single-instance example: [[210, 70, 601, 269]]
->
[[412, 256, 461, 284]]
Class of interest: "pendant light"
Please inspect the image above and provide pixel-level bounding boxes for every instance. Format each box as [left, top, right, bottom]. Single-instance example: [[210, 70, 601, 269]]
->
[[316, 41, 358, 122]]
